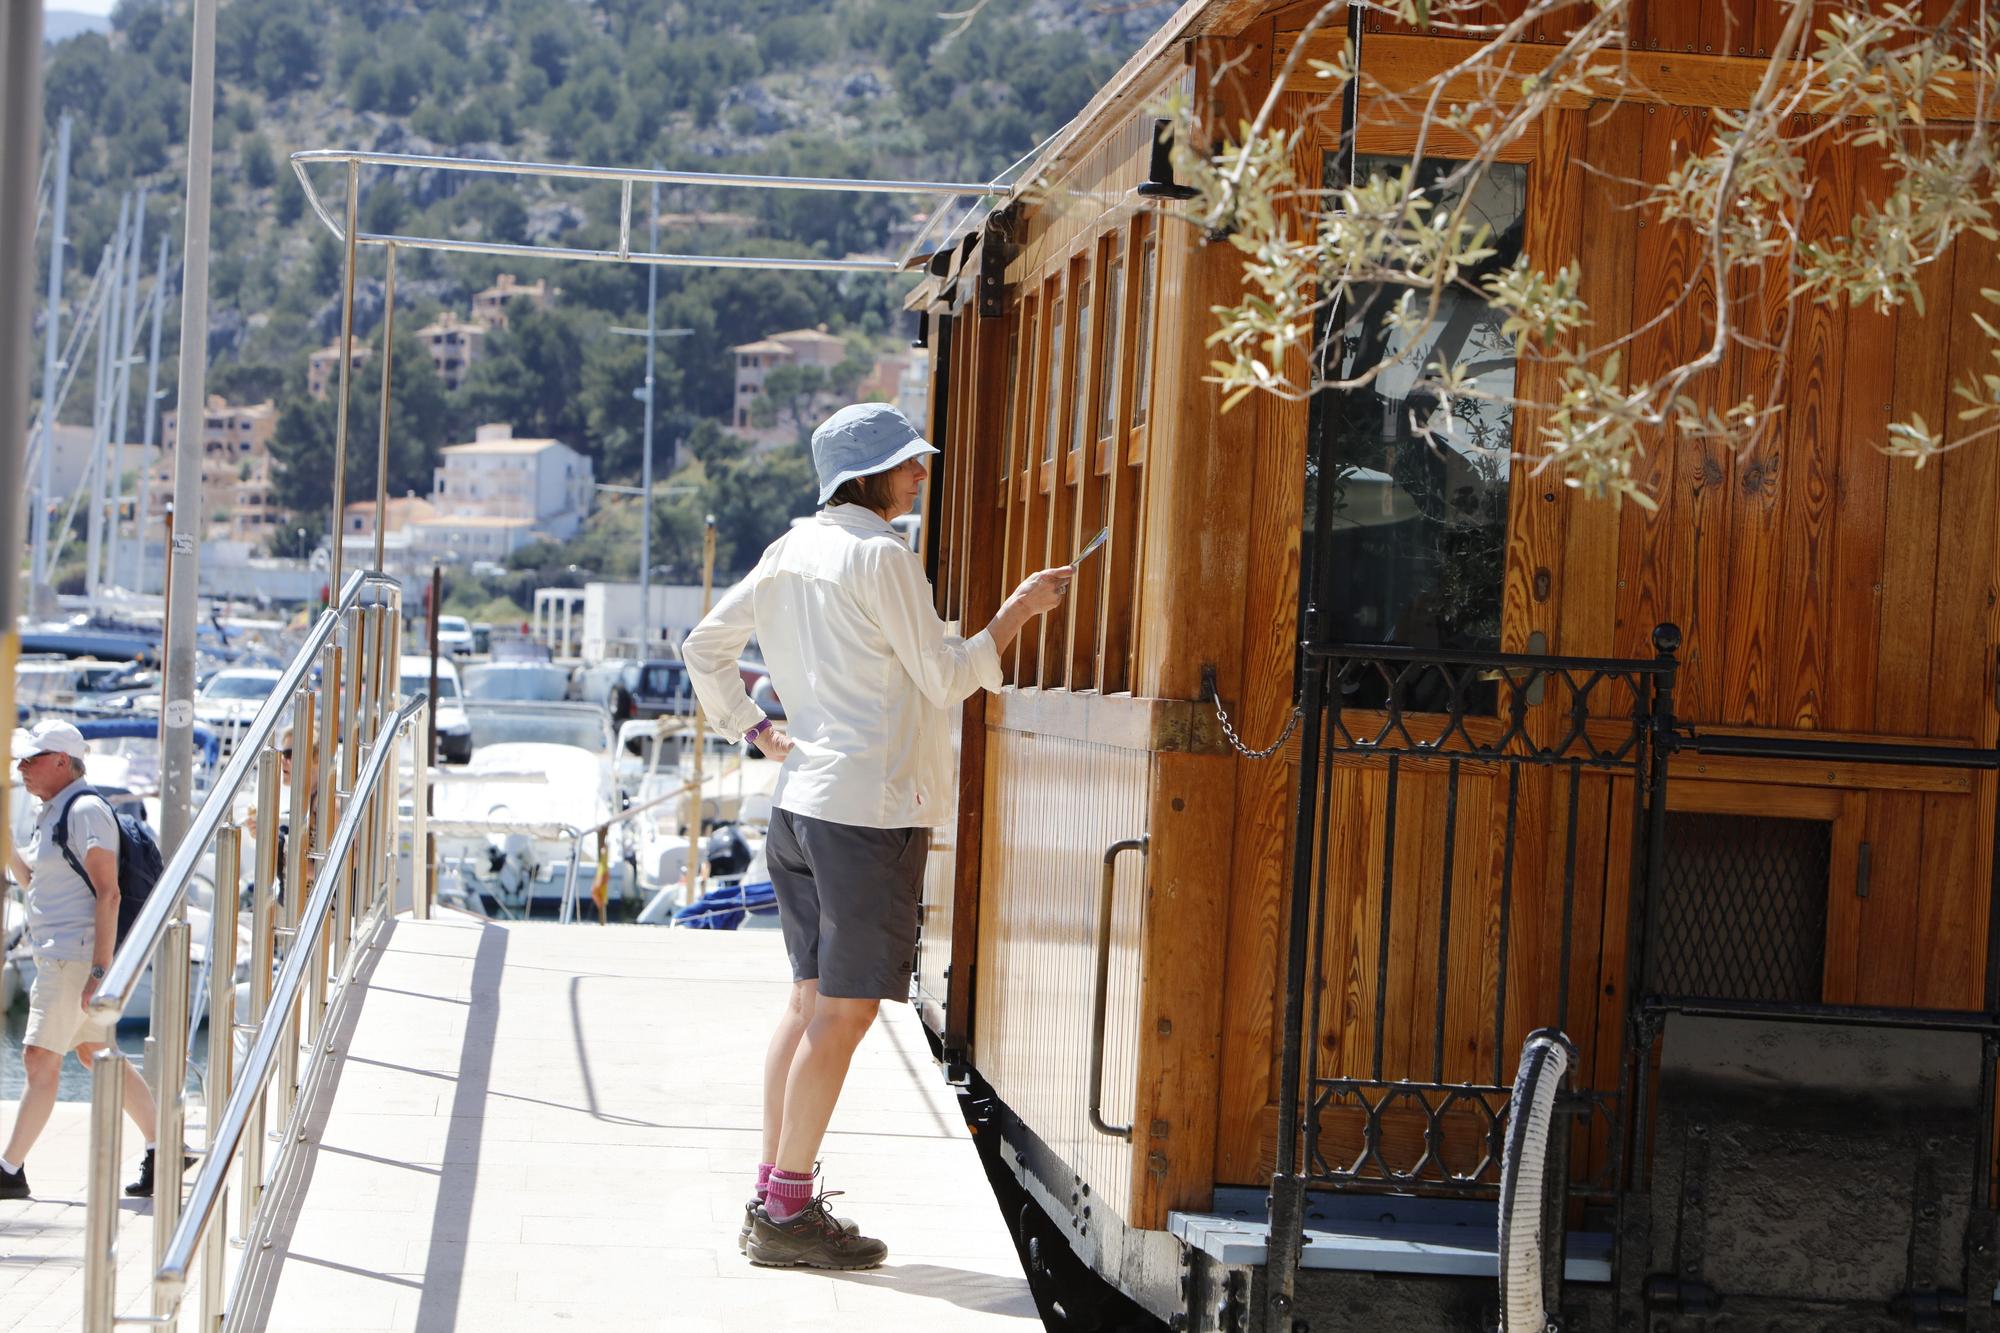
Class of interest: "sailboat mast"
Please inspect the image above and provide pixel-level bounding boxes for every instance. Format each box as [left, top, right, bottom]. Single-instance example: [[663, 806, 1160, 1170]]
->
[[135, 232, 169, 597], [32, 113, 68, 595]]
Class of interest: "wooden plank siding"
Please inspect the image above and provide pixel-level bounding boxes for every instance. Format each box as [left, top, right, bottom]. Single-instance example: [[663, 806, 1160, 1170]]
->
[[975, 724, 1153, 1223]]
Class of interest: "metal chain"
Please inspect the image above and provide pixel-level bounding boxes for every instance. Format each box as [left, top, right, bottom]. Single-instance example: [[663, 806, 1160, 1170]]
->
[[1213, 693, 1303, 760]]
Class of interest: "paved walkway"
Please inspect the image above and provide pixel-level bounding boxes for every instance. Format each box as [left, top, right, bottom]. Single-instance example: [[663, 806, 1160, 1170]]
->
[[0, 1101, 162, 1330], [238, 918, 1037, 1332]]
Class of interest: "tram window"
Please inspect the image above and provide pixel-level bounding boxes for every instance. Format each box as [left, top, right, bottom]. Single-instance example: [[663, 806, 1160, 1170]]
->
[[1131, 237, 1158, 429], [1000, 328, 1020, 487], [1042, 294, 1067, 465], [1317, 153, 1525, 660], [1097, 256, 1124, 446], [1069, 276, 1093, 457]]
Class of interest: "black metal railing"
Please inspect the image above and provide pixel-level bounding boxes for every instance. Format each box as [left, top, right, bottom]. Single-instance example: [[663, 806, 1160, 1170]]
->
[[1279, 627, 1681, 1207], [1262, 618, 1680, 1327]]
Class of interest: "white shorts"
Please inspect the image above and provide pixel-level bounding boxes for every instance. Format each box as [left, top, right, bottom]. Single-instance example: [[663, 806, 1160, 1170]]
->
[[23, 958, 115, 1054]]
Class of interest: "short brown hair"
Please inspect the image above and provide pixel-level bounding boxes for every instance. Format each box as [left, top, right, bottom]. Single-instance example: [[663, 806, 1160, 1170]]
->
[[830, 470, 900, 514]]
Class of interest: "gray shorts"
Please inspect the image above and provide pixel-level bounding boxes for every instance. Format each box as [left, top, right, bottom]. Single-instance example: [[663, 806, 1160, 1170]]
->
[[766, 807, 930, 1002]]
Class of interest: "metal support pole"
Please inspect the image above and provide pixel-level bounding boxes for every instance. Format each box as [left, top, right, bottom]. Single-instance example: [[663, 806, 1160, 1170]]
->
[[639, 179, 658, 652], [1, 0, 42, 842], [412, 705, 431, 919], [373, 245, 396, 572], [134, 233, 169, 596], [242, 744, 279, 1235], [163, 0, 221, 855], [32, 113, 68, 595], [107, 189, 145, 593], [82, 1052, 124, 1333], [310, 641, 340, 1041], [201, 826, 239, 1330], [278, 692, 314, 1128], [685, 517, 716, 901], [152, 916, 191, 1319], [86, 205, 123, 605], [328, 160, 360, 599]]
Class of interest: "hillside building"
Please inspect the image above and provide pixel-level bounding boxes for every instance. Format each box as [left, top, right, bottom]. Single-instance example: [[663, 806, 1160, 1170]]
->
[[471, 273, 557, 329], [729, 326, 850, 436], [415, 316, 487, 391], [306, 342, 373, 401], [148, 395, 283, 542], [416, 423, 593, 561]]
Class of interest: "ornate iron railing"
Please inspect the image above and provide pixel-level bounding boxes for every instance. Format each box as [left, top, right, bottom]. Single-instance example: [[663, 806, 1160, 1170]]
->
[[1289, 629, 1680, 1203]]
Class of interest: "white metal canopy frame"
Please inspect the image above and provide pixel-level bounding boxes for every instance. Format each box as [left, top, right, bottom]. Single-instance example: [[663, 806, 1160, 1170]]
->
[[287, 146, 1018, 598]]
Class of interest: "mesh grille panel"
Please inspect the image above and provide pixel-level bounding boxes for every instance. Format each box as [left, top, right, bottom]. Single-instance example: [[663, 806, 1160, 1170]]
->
[[1650, 812, 1830, 1003]]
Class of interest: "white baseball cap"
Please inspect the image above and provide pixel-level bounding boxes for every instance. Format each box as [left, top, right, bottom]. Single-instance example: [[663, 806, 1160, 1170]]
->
[[14, 719, 88, 762]]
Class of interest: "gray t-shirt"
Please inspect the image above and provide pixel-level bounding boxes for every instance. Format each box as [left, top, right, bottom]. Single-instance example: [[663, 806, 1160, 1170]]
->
[[24, 778, 118, 962]]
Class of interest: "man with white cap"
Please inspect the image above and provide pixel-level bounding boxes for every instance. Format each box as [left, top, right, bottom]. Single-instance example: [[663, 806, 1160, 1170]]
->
[[0, 719, 166, 1202], [685, 402, 1072, 1270]]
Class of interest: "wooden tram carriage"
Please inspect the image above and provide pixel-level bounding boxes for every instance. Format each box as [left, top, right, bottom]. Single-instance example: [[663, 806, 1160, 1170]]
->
[[899, 1, 2000, 1330]]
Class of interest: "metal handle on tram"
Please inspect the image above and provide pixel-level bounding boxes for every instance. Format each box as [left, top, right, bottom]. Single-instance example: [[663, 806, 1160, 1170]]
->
[[1088, 835, 1149, 1141]]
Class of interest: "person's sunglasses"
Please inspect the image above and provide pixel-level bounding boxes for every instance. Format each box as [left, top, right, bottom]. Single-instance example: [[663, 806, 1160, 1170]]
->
[[278, 748, 293, 759]]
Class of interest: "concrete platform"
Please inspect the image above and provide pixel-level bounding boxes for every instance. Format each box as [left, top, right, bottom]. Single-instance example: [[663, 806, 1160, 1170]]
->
[[236, 917, 1037, 1332], [0, 1101, 164, 1330]]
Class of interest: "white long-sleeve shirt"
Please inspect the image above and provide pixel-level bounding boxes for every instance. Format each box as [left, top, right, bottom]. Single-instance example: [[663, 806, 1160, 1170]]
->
[[683, 504, 1002, 829]]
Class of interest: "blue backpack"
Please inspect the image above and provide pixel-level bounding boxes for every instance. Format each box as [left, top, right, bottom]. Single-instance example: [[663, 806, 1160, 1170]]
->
[[50, 787, 165, 949]]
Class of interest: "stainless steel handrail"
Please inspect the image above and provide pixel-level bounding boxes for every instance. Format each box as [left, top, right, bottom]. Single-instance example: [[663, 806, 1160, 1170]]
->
[[1088, 836, 1148, 1141], [288, 148, 1014, 277], [80, 570, 421, 1331], [154, 696, 426, 1297], [90, 568, 396, 1020]]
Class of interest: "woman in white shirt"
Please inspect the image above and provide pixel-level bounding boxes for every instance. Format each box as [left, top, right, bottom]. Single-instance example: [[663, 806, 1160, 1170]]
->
[[685, 402, 1068, 1270]]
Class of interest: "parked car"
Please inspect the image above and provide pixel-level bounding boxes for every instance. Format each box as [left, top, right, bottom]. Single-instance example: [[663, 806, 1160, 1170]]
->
[[571, 657, 637, 710], [435, 615, 475, 657], [400, 655, 474, 763], [461, 662, 572, 703], [609, 659, 694, 721]]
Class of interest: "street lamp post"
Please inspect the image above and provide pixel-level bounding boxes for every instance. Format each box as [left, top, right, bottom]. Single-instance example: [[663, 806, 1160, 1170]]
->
[[608, 175, 697, 655]]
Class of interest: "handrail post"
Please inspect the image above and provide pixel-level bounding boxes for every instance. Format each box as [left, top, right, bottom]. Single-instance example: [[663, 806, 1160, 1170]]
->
[[202, 825, 240, 1330], [290, 684, 320, 1120], [244, 743, 280, 1233], [311, 640, 339, 1041], [412, 706, 431, 920], [82, 1048, 125, 1333], [338, 606, 369, 967], [377, 601, 401, 917], [151, 916, 191, 1319]]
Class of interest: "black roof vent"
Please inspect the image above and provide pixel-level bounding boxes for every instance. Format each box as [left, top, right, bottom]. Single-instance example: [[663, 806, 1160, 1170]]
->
[[1135, 119, 1198, 201]]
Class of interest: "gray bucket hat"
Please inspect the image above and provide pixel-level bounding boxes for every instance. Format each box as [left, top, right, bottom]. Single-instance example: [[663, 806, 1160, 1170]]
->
[[810, 403, 938, 505]]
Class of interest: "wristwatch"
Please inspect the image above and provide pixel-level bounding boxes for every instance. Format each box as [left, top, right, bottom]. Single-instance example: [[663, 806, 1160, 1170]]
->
[[744, 718, 774, 745], [88, 965, 107, 980]]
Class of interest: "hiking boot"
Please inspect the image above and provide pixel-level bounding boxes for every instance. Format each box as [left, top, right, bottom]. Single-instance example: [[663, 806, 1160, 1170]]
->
[[0, 1163, 26, 1201], [745, 1193, 887, 1270], [124, 1147, 195, 1199], [739, 1197, 858, 1253]]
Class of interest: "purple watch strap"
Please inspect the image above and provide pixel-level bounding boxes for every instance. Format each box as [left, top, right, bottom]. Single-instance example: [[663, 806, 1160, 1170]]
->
[[744, 718, 773, 743]]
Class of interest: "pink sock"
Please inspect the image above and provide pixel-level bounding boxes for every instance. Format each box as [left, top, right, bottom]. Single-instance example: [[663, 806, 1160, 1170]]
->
[[765, 1168, 815, 1222], [755, 1161, 774, 1201]]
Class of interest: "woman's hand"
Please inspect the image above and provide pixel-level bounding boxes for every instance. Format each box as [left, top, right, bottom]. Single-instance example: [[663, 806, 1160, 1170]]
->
[[757, 726, 795, 761], [1011, 566, 1074, 618]]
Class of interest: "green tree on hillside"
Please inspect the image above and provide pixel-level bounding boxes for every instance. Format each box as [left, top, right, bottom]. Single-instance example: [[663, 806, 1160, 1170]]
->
[[268, 328, 452, 516]]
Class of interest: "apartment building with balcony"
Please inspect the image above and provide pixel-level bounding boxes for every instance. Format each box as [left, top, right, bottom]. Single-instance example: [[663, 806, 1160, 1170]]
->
[[413, 423, 593, 561]]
